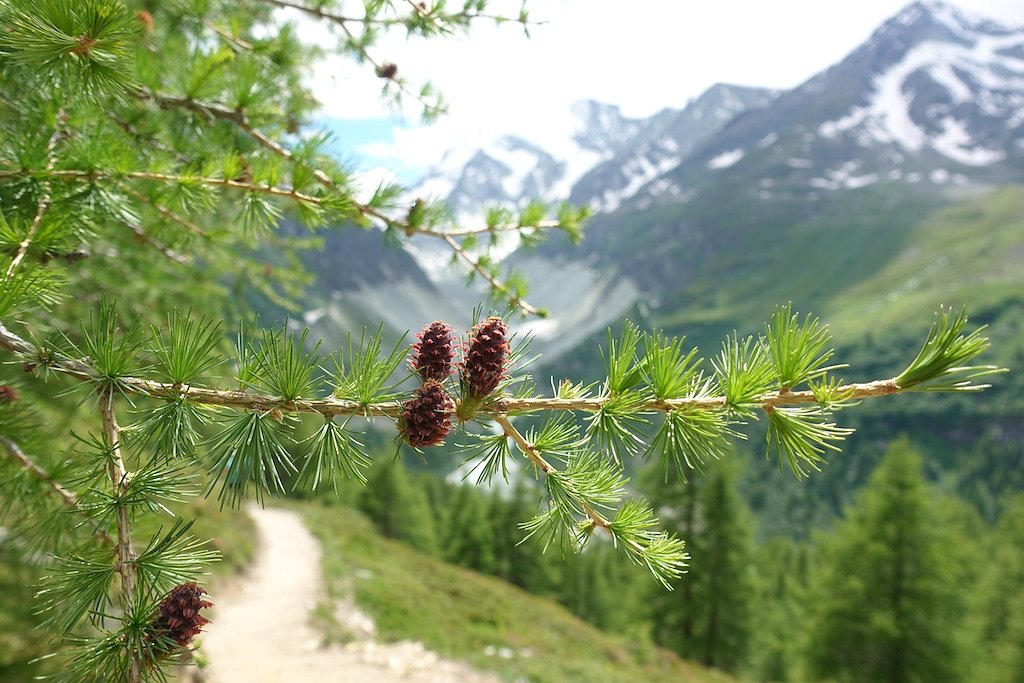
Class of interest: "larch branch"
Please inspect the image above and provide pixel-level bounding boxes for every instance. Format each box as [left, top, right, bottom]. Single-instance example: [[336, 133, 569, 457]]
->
[[0, 322, 905, 419], [5, 113, 64, 277], [0, 434, 115, 545], [100, 392, 141, 683]]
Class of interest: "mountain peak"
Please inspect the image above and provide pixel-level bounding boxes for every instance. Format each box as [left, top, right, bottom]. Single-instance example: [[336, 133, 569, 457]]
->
[[885, 0, 1019, 42]]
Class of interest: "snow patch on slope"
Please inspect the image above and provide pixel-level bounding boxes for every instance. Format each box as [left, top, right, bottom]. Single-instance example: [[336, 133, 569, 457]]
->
[[818, 30, 1023, 164], [707, 148, 744, 169], [596, 154, 681, 212]]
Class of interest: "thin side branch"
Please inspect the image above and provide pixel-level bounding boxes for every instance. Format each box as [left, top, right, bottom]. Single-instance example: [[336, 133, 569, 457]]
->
[[0, 433, 79, 508], [0, 168, 323, 203], [442, 234, 540, 316], [0, 434, 115, 545], [494, 414, 611, 531], [5, 113, 64, 277], [140, 89, 562, 241], [123, 221, 190, 265], [118, 183, 208, 238], [100, 392, 141, 683]]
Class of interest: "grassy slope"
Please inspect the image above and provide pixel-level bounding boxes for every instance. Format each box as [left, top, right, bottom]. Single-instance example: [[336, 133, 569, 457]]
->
[[300, 501, 736, 683], [824, 185, 1024, 351]]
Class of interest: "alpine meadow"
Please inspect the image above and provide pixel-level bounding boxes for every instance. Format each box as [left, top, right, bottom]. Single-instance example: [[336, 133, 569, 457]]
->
[[0, 2, 1020, 683]]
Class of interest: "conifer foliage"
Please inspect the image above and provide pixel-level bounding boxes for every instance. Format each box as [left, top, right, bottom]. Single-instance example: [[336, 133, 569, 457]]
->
[[0, 0, 1005, 680]]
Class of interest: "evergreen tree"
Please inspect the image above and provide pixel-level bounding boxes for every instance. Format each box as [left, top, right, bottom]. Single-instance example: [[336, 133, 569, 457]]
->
[[749, 537, 809, 682], [968, 494, 1024, 683], [441, 484, 497, 574], [358, 459, 439, 556], [646, 457, 755, 673], [803, 437, 966, 683]]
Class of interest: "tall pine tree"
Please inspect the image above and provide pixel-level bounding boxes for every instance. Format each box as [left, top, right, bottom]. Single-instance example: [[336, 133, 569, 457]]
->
[[968, 494, 1024, 683], [646, 456, 755, 672], [358, 459, 439, 556], [803, 437, 966, 683]]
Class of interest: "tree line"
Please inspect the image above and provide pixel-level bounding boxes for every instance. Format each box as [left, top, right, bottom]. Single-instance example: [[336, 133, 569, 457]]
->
[[351, 438, 1024, 682]]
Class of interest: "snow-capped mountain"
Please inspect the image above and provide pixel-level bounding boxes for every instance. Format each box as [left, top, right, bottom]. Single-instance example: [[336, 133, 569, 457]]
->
[[621, 0, 1024, 209], [410, 100, 645, 220], [296, 0, 1024, 365], [571, 84, 778, 212], [411, 86, 777, 219]]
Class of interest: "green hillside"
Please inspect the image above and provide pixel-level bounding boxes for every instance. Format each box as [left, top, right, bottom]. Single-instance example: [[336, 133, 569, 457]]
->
[[299, 501, 736, 683]]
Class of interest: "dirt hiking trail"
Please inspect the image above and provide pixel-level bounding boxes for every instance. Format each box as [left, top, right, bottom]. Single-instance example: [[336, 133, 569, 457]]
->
[[198, 505, 501, 683]]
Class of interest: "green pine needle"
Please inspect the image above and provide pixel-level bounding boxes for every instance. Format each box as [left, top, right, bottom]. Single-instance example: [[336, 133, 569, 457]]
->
[[713, 333, 776, 415], [766, 303, 843, 389], [647, 409, 737, 482], [150, 311, 224, 386], [294, 418, 370, 490], [641, 332, 707, 400], [133, 519, 220, 595], [205, 411, 297, 509], [896, 306, 1005, 392], [766, 406, 854, 478], [607, 498, 689, 589], [36, 549, 116, 633], [460, 430, 513, 485], [249, 325, 320, 401], [332, 325, 408, 407]]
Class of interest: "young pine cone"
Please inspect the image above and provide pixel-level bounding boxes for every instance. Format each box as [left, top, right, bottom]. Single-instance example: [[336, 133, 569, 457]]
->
[[399, 380, 454, 448], [150, 582, 213, 649], [410, 321, 455, 382], [461, 316, 509, 399], [0, 385, 17, 404]]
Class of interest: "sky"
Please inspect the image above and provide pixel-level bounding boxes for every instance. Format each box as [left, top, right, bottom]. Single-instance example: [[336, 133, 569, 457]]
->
[[293, 0, 1024, 182]]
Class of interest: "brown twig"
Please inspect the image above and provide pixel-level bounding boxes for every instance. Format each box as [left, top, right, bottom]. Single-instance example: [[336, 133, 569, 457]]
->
[[117, 183, 208, 238], [0, 434, 115, 545], [5, 113, 64, 277], [0, 434, 79, 509], [100, 392, 141, 683], [442, 234, 540, 316]]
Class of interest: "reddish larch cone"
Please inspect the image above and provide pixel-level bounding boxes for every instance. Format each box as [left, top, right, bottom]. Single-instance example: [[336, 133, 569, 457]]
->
[[461, 316, 510, 399], [410, 321, 455, 382], [0, 385, 17, 404], [399, 380, 455, 448], [151, 582, 213, 648]]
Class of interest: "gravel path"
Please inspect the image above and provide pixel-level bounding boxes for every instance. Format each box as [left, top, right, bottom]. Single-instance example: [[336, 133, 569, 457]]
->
[[199, 505, 500, 683]]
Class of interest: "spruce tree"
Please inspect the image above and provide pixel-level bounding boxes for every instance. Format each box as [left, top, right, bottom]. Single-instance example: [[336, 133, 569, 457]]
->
[[803, 437, 967, 683], [441, 483, 497, 573], [0, 0, 1005, 679], [646, 457, 755, 673], [968, 494, 1024, 683], [358, 459, 439, 555]]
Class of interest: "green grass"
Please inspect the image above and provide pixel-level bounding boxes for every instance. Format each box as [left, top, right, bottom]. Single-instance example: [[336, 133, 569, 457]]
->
[[823, 186, 1024, 339], [299, 500, 736, 683]]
